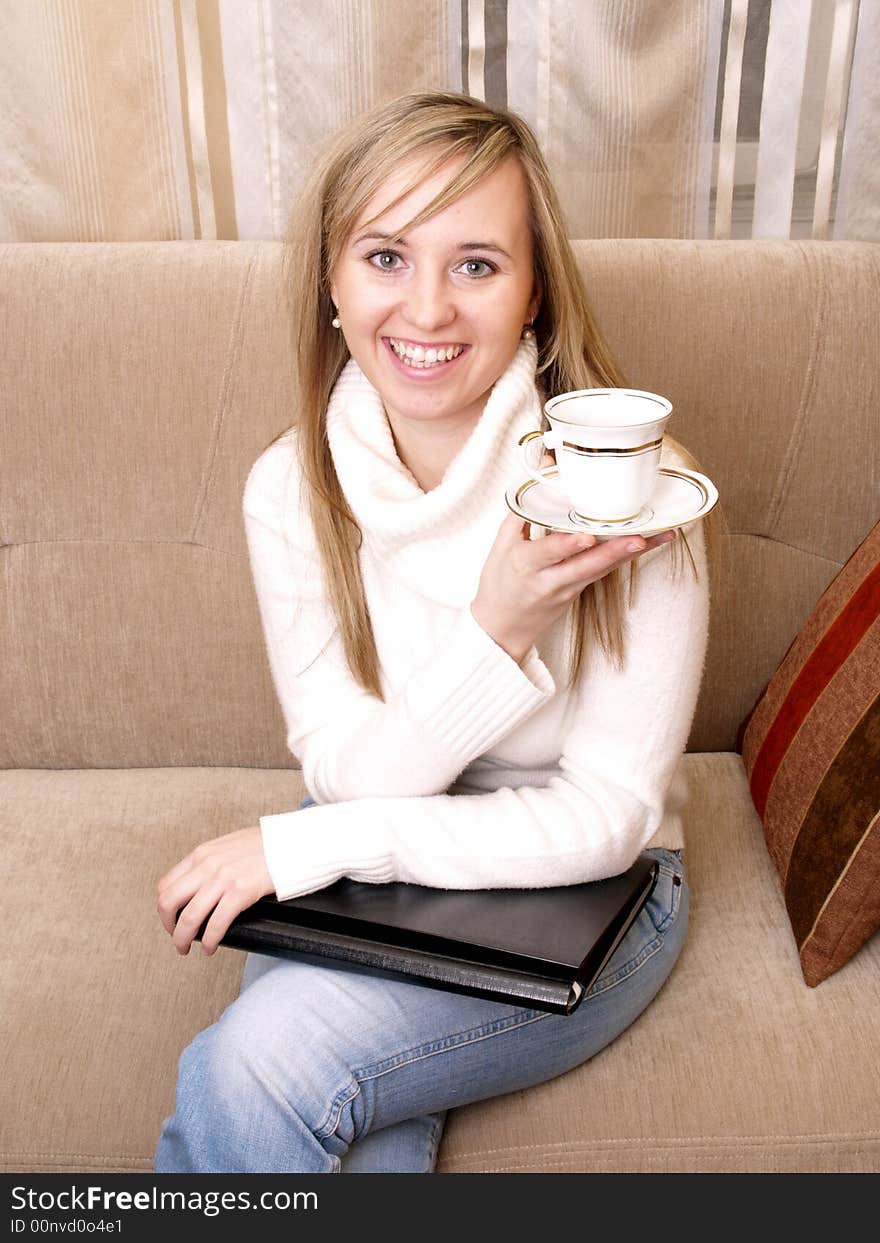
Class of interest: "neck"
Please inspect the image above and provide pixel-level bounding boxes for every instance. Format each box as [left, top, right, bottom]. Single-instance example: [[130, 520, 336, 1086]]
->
[[324, 334, 542, 607], [387, 410, 483, 492]]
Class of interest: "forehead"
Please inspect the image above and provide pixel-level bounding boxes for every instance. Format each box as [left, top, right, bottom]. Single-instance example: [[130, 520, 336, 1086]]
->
[[351, 153, 532, 241]]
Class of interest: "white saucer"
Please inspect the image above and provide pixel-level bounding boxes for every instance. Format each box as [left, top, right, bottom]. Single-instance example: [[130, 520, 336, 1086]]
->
[[505, 466, 719, 537]]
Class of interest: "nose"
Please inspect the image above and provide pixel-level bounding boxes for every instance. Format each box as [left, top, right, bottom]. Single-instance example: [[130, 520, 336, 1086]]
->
[[402, 268, 455, 333]]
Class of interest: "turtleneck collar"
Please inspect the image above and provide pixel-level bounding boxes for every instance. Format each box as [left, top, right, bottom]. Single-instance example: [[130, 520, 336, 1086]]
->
[[325, 336, 543, 606]]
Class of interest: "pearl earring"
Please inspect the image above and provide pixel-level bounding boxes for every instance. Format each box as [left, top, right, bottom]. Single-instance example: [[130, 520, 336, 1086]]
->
[[331, 310, 341, 329], [521, 323, 535, 341]]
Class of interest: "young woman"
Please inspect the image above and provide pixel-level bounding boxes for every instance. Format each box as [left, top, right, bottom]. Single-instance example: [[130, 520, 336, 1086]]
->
[[155, 91, 716, 1174]]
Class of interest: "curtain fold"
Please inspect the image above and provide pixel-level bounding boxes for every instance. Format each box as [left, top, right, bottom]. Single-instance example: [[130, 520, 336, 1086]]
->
[[834, 0, 879, 240], [0, 0, 873, 242], [752, 0, 812, 238]]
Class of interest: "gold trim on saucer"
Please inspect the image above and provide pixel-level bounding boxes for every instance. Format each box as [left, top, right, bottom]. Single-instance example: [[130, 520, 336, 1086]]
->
[[508, 467, 717, 536], [514, 476, 546, 507]]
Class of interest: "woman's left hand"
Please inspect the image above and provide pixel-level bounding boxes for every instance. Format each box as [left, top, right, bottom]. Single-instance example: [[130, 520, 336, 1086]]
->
[[156, 826, 275, 956]]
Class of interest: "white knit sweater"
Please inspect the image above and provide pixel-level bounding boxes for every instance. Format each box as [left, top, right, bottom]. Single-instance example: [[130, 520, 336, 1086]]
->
[[243, 338, 710, 901]]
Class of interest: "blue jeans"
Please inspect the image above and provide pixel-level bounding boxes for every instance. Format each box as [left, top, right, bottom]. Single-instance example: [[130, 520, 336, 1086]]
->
[[154, 802, 688, 1174]]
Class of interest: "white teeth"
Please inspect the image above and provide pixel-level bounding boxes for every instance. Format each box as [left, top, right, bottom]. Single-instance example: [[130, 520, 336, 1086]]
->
[[388, 339, 464, 367]]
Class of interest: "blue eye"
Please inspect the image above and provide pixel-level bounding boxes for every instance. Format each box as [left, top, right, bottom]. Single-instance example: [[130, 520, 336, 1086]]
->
[[458, 258, 495, 278], [367, 250, 402, 271]]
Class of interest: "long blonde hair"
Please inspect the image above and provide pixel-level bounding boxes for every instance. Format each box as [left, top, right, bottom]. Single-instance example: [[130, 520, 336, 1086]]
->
[[278, 91, 723, 700]]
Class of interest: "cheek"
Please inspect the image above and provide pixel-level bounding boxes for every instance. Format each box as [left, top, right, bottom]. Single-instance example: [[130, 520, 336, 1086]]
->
[[331, 264, 373, 318], [490, 281, 533, 332], [346, 284, 391, 329], [486, 310, 528, 351]]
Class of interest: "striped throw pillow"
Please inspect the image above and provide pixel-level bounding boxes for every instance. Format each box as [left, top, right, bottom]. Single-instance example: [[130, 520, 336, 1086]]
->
[[737, 519, 880, 986]]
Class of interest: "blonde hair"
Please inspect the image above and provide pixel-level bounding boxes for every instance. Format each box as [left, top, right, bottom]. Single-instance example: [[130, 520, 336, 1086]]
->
[[278, 91, 724, 700]]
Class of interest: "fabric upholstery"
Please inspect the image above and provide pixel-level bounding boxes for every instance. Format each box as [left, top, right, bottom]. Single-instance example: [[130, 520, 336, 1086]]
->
[[738, 520, 880, 986], [0, 765, 305, 1173], [438, 755, 880, 1173], [2, 239, 879, 1174], [2, 756, 878, 1174], [2, 241, 878, 767]]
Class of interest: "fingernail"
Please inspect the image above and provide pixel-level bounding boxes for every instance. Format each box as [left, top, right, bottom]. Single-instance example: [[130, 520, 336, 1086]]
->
[[659, 531, 676, 543], [627, 540, 644, 553]]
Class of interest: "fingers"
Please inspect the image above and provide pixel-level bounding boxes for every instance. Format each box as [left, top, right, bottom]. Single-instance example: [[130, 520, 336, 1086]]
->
[[156, 855, 196, 898], [157, 827, 273, 956], [164, 878, 224, 955], [200, 892, 249, 956], [529, 528, 597, 568], [156, 876, 182, 937], [156, 848, 219, 948], [496, 508, 531, 544], [158, 854, 237, 954], [156, 834, 222, 900], [157, 853, 200, 936], [504, 510, 676, 572], [547, 528, 676, 591]]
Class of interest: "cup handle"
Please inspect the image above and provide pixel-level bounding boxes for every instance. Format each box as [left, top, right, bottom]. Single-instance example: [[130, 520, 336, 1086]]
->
[[519, 429, 547, 480], [518, 428, 562, 481]]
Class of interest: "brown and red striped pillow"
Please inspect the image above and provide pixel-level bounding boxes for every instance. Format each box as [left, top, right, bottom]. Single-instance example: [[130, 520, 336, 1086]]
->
[[737, 519, 880, 986]]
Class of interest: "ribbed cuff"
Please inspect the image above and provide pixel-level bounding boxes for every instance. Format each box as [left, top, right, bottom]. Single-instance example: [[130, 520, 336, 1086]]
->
[[259, 802, 395, 901], [401, 607, 554, 763], [519, 643, 554, 693]]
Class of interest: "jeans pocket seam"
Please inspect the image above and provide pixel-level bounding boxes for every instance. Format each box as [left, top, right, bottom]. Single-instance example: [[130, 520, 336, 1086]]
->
[[646, 868, 684, 936], [586, 933, 664, 998]]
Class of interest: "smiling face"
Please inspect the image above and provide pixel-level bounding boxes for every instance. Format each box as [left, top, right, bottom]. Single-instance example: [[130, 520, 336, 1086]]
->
[[329, 154, 540, 443]]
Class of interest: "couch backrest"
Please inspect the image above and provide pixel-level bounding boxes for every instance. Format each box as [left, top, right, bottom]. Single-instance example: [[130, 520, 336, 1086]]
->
[[1, 240, 877, 767]]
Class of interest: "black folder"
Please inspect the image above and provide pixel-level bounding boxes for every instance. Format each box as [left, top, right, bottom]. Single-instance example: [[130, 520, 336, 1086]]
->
[[199, 855, 659, 1015]]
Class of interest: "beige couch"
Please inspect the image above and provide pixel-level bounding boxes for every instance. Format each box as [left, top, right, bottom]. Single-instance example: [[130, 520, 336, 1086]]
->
[[2, 239, 878, 1175]]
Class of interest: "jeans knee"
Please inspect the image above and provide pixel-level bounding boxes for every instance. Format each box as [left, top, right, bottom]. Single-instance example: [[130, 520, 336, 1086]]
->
[[197, 1007, 290, 1109], [157, 1016, 343, 1173], [173, 1021, 250, 1133], [192, 1004, 366, 1144]]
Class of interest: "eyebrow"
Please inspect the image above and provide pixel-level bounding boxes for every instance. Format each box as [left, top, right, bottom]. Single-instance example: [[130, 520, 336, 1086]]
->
[[353, 231, 512, 259]]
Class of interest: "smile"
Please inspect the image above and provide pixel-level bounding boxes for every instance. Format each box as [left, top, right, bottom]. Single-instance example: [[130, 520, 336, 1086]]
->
[[385, 337, 467, 369]]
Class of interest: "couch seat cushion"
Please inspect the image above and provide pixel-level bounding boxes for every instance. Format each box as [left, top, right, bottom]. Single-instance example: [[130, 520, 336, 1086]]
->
[[1, 765, 306, 1173], [2, 756, 879, 1174], [438, 753, 880, 1173]]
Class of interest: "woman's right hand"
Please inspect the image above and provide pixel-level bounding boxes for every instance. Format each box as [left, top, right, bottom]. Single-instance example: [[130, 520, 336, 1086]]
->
[[470, 510, 676, 664]]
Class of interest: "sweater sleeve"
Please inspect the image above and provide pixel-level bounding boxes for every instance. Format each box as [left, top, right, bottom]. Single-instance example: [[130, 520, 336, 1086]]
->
[[260, 516, 711, 900], [243, 439, 554, 805]]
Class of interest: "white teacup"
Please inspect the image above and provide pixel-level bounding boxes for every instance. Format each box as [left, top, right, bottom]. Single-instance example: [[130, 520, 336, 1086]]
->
[[519, 388, 673, 523]]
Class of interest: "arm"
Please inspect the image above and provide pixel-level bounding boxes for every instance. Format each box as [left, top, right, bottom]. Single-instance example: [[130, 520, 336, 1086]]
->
[[260, 518, 711, 899], [243, 437, 555, 804]]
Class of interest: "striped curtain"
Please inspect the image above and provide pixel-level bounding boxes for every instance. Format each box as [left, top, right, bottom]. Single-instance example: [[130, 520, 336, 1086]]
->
[[1, 0, 876, 243]]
